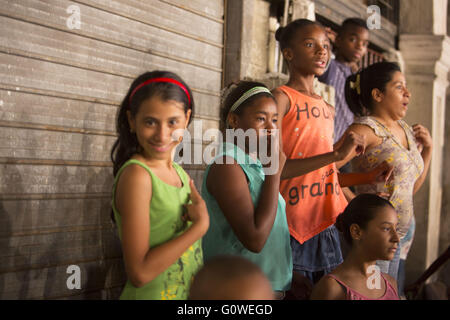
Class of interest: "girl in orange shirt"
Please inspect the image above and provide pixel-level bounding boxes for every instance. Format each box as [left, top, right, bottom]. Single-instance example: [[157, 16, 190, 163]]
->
[[272, 19, 391, 299]]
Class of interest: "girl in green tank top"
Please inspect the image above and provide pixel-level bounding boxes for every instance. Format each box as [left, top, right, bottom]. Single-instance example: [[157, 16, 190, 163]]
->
[[110, 71, 209, 300]]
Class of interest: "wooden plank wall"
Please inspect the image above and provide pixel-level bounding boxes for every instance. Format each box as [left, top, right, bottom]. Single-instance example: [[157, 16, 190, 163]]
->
[[0, 0, 224, 299]]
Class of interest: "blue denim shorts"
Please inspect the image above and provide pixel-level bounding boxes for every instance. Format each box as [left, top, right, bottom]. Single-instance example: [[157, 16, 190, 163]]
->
[[290, 225, 343, 274]]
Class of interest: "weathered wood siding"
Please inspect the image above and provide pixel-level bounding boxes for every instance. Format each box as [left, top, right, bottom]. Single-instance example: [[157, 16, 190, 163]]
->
[[0, 0, 224, 299]]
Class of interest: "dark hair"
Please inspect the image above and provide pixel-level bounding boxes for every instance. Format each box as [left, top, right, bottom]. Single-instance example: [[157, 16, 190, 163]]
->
[[189, 255, 266, 299], [345, 61, 401, 117], [335, 194, 395, 245], [110, 70, 194, 177], [275, 18, 323, 51], [339, 18, 369, 36], [220, 81, 274, 131]]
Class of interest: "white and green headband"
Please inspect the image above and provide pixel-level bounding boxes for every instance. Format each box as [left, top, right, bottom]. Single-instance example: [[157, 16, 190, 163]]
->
[[228, 86, 273, 114]]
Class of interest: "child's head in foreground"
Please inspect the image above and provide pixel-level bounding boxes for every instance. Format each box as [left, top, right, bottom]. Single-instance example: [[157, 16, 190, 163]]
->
[[336, 194, 400, 261], [189, 255, 274, 300]]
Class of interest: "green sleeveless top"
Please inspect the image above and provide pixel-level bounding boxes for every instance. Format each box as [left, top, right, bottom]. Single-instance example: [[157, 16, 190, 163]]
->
[[201, 143, 292, 291], [112, 159, 203, 300]]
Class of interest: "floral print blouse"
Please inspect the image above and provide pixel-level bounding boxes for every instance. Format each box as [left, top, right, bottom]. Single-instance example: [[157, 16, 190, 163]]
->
[[352, 117, 424, 258]]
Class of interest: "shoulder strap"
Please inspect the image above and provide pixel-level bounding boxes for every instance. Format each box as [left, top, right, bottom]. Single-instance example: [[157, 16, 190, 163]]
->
[[380, 273, 398, 296], [113, 159, 153, 187], [326, 274, 350, 296], [111, 159, 154, 224], [353, 116, 389, 139], [278, 85, 294, 107], [172, 161, 190, 187]]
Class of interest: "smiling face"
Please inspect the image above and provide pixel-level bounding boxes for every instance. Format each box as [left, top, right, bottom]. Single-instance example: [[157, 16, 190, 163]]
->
[[374, 71, 411, 121], [127, 95, 191, 161], [283, 24, 330, 76], [355, 206, 400, 261], [228, 96, 278, 138], [335, 25, 369, 64]]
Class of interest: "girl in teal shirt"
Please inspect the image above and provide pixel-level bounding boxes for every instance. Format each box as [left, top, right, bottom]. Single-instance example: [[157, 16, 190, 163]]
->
[[201, 81, 292, 298]]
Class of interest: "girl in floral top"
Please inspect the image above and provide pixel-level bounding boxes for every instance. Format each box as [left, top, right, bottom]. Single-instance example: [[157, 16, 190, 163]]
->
[[342, 61, 432, 297]]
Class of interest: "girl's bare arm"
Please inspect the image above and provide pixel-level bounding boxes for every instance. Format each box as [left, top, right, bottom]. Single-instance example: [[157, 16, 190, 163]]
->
[[116, 165, 208, 287]]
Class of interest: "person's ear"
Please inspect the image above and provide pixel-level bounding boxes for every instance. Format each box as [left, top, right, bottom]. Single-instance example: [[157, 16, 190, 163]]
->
[[350, 223, 363, 241], [283, 48, 294, 63], [185, 109, 192, 128], [227, 113, 239, 129], [371, 88, 384, 103], [127, 110, 136, 133]]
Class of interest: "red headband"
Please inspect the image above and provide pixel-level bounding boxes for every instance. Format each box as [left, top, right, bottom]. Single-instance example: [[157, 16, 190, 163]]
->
[[129, 77, 191, 107]]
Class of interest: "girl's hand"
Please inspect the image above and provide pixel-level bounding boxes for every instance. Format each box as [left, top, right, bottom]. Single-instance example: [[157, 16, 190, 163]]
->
[[183, 180, 209, 234], [376, 192, 391, 199], [368, 161, 394, 184], [412, 124, 432, 151], [260, 130, 285, 176], [272, 130, 286, 176], [335, 131, 365, 160]]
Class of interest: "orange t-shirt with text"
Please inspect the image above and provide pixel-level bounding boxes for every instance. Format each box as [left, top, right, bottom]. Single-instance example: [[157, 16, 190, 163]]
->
[[279, 85, 348, 244]]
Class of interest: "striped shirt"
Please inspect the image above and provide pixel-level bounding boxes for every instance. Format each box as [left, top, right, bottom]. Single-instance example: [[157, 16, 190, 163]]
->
[[318, 59, 354, 142]]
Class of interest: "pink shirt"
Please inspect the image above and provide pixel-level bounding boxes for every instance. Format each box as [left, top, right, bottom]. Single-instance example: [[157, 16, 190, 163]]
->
[[326, 273, 399, 300]]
